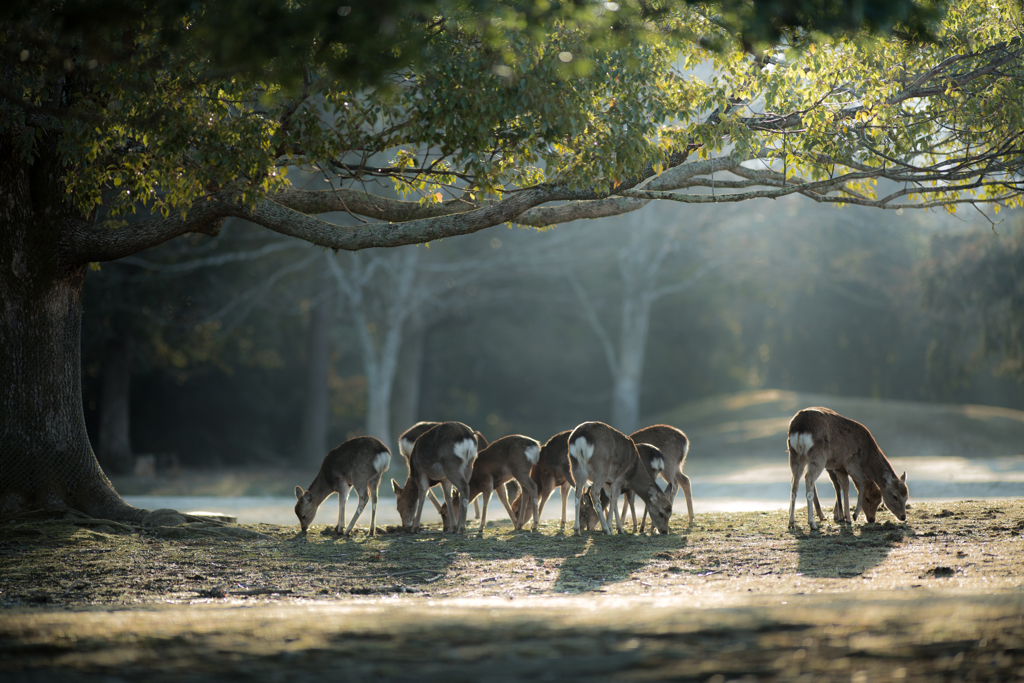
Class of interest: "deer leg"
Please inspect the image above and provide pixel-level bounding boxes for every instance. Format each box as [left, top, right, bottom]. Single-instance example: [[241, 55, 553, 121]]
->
[[478, 489, 492, 534], [459, 483, 471, 534], [841, 473, 853, 523], [516, 475, 540, 532], [536, 489, 552, 528], [677, 472, 694, 525], [804, 460, 825, 531], [336, 483, 350, 535], [439, 482, 457, 534], [412, 486, 427, 534], [495, 480, 518, 527], [788, 455, 805, 529], [369, 477, 380, 536], [573, 466, 588, 536], [473, 498, 481, 520], [812, 475, 826, 522], [593, 485, 606, 532], [560, 482, 570, 531], [608, 483, 623, 535], [346, 486, 370, 537], [851, 476, 864, 521]]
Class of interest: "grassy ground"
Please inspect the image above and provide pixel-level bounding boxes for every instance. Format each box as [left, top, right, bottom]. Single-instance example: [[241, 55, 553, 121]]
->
[[2, 498, 1023, 681]]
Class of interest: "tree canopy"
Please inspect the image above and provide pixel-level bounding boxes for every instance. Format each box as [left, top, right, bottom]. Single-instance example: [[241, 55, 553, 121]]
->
[[5, 0, 1021, 255]]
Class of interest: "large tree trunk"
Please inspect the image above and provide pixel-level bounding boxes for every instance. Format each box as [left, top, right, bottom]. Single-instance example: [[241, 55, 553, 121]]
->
[[98, 325, 135, 476], [0, 137, 144, 521], [298, 286, 334, 465]]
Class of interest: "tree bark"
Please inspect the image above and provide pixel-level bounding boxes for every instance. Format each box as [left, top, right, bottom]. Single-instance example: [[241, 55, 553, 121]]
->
[[298, 285, 334, 465], [97, 325, 135, 476], [0, 137, 144, 521]]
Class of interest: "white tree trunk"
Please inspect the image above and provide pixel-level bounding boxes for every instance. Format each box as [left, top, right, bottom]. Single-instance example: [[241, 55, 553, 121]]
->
[[328, 248, 420, 445], [611, 295, 653, 433]]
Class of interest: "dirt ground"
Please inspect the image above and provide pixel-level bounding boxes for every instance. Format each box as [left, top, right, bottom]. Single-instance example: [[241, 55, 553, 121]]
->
[[1, 498, 1023, 682]]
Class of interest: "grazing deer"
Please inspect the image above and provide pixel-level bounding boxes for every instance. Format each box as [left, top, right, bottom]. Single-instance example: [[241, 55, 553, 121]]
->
[[617, 443, 666, 532], [814, 467, 883, 524], [788, 407, 908, 530], [436, 435, 542, 534], [398, 421, 487, 520], [294, 436, 391, 536], [630, 425, 694, 525], [581, 443, 673, 534], [392, 421, 477, 534], [509, 430, 577, 531], [569, 421, 674, 535]]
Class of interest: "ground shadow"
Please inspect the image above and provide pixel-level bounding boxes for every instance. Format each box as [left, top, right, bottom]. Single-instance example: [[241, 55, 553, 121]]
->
[[792, 520, 908, 578]]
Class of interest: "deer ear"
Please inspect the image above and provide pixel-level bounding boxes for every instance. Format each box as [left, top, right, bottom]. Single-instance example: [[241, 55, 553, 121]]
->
[[882, 470, 892, 484], [295, 486, 304, 501], [392, 479, 402, 495], [900, 471, 907, 483]]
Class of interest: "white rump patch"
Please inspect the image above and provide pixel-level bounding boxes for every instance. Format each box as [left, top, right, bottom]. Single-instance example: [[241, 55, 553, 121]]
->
[[399, 438, 416, 458], [650, 455, 665, 472], [372, 451, 390, 473], [789, 432, 814, 455], [523, 443, 540, 466], [453, 438, 477, 463], [569, 437, 595, 466]]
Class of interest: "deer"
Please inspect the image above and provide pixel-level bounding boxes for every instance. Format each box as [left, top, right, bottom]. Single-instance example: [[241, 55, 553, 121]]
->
[[630, 425, 694, 525], [580, 443, 670, 534], [787, 407, 908, 530], [392, 421, 477, 534], [814, 467, 883, 524], [398, 421, 488, 521], [435, 435, 542, 534], [509, 430, 577, 531], [568, 421, 674, 535], [294, 436, 391, 536]]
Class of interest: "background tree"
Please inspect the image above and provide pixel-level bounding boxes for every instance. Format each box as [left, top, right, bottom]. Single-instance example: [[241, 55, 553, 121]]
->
[[3, 0, 1023, 520], [566, 203, 733, 432], [921, 220, 1024, 387]]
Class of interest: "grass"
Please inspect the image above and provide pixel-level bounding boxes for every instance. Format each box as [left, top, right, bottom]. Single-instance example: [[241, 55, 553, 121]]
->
[[1, 499, 1023, 681]]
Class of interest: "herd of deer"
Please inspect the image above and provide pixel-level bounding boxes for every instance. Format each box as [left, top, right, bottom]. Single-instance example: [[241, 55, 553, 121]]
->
[[293, 407, 910, 538]]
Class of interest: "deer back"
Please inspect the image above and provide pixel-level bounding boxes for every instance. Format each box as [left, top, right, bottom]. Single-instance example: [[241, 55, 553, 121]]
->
[[569, 421, 637, 481], [410, 421, 478, 484], [295, 436, 391, 531], [630, 424, 689, 473], [398, 421, 440, 461]]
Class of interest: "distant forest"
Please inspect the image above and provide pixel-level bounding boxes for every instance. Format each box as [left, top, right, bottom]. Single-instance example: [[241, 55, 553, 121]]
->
[[81, 195, 1024, 472]]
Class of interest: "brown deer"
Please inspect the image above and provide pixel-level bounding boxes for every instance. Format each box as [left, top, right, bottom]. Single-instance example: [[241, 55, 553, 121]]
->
[[630, 424, 694, 525], [392, 421, 477, 534], [436, 435, 542, 534], [509, 430, 577, 531], [398, 421, 487, 521], [580, 443, 672, 534], [814, 468, 883, 524], [294, 436, 391, 536], [568, 421, 674, 535], [787, 407, 908, 530]]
